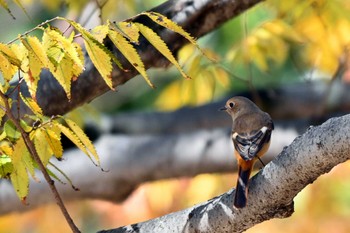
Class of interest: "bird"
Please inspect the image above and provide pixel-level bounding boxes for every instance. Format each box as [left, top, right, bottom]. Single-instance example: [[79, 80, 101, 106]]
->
[[220, 96, 274, 208]]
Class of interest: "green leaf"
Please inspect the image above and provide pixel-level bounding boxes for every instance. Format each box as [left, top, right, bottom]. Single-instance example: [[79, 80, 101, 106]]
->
[[4, 120, 21, 140], [108, 25, 154, 88], [0, 155, 13, 178], [49, 162, 79, 190], [136, 23, 189, 79]]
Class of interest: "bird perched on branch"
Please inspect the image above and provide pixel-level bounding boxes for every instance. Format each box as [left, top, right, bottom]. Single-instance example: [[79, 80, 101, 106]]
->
[[220, 96, 274, 208]]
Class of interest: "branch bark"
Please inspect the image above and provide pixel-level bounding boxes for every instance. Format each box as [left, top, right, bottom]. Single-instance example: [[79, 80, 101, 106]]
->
[[97, 113, 350, 233], [10, 0, 263, 117]]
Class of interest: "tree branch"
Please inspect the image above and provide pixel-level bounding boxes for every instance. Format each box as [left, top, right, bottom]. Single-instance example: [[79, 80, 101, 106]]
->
[[0, 121, 296, 215], [9, 0, 263, 117], [97, 113, 350, 233]]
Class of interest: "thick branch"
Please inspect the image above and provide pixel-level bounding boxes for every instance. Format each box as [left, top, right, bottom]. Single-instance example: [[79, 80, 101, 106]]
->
[[99, 80, 350, 135], [0, 122, 296, 215], [98, 114, 350, 233], [10, 0, 263, 117]]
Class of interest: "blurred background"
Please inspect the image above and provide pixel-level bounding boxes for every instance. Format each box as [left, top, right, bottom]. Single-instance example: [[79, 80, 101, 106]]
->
[[1, 0, 350, 232]]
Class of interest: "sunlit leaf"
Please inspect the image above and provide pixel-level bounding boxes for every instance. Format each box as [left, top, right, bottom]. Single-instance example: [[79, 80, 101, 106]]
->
[[0, 97, 6, 124], [141, 12, 205, 55], [136, 23, 189, 80], [55, 122, 90, 159], [108, 25, 154, 88], [44, 128, 63, 159], [62, 18, 117, 89], [21, 36, 48, 99], [20, 93, 43, 116], [10, 138, 31, 201], [91, 25, 109, 43], [42, 28, 84, 99], [64, 118, 99, 164], [0, 143, 13, 156], [113, 21, 140, 44], [0, 43, 19, 81], [32, 128, 53, 166]]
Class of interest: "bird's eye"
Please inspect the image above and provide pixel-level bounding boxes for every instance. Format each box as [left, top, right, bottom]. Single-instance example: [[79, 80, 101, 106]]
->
[[229, 102, 234, 108]]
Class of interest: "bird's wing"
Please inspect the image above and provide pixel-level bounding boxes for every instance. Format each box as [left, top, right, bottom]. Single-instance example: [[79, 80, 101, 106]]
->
[[232, 126, 272, 161]]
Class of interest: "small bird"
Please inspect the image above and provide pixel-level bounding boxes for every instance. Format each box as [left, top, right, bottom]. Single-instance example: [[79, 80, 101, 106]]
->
[[220, 96, 274, 208]]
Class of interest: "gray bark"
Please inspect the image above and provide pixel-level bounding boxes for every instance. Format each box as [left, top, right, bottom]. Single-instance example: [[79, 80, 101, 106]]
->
[[0, 121, 296, 215], [97, 113, 350, 233]]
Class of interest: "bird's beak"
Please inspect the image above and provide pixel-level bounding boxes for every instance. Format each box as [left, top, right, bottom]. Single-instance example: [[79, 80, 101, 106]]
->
[[219, 106, 227, 111]]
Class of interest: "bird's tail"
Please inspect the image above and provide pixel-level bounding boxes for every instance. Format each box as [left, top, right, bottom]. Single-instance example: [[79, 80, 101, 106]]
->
[[233, 166, 252, 208]]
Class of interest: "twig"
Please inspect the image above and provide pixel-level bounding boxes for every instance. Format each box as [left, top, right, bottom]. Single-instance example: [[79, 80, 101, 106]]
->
[[0, 91, 81, 233], [7, 17, 59, 44]]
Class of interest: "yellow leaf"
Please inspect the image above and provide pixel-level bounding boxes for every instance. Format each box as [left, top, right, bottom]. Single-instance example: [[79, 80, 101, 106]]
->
[[211, 67, 230, 87], [187, 55, 201, 77], [91, 25, 109, 43], [155, 81, 182, 111], [44, 128, 63, 159], [84, 38, 115, 89], [56, 122, 90, 159], [62, 19, 116, 89], [142, 12, 198, 51], [21, 36, 48, 99], [178, 44, 196, 65], [20, 93, 43, 116], [33, 128, 53, 166], [0, 143, 13, 156], [114, 21, 140, 44], [108, 27, 154, 88], [64, 118, 99, 164], [42, 28, 84, 99], [10, 43, 27, 71], [52, 56, 75, 99], [0, 43, 19, 81], [0, 97, 6, 124], [10, 138, 31, 200], [136, 23, 189, 79], [195, 70, 215, 104]]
